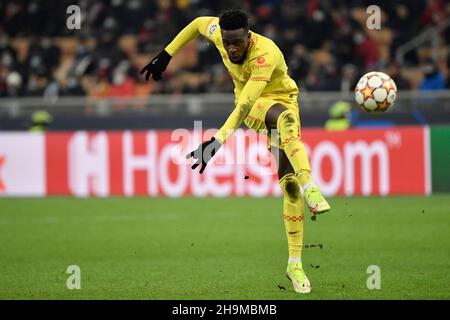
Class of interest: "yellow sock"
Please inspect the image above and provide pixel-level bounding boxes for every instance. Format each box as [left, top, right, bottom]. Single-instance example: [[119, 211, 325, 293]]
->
[[279, 173, 304, 259], [277, 109, 314, 189], [298, 169, 313, 188]]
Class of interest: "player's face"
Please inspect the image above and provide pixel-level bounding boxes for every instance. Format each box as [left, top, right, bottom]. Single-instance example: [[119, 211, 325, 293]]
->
[[221, 29, 251, 64]]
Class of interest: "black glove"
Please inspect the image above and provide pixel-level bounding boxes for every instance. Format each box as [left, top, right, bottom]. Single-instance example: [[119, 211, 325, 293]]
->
[[140, 50, 172, 81], [186, 137, 222, 174]]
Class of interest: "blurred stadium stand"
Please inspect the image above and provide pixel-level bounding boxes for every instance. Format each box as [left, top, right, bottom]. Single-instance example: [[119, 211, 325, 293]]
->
[[0, 0, 450, 130]]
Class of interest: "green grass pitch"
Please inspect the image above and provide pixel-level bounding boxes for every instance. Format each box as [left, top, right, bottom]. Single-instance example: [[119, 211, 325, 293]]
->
[[0, 195, 449, 300]]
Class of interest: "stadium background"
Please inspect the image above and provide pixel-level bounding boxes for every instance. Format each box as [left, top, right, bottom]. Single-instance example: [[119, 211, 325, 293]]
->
[[0, 0, 450, 300]]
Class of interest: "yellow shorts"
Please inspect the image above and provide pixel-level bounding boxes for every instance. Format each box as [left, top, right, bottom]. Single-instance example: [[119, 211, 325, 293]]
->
[[244, 95, 300, 149]]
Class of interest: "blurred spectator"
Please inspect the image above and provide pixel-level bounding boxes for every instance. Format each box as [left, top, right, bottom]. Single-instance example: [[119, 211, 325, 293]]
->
[[420, 0, 448, 28], [302, 6, 333, 50], [419, 59, 446, 91], [63, 76, 86, 96], [385, 59, 411, 90], [332, 23, 357, 67], [388, 4, 418, 65], [340, 64, 359, 92], [26, 37, 61, 76], [5, 71, 23, 97], [325, 101, 351, 131], [306, 62, 341, 91], [26, 70, 49, 96], [288, 44, 311, 86], [29, 110, 53, 132], [0, 34, 18, 69], [354, 31, 378, 70], [447, 52, 450, 88]]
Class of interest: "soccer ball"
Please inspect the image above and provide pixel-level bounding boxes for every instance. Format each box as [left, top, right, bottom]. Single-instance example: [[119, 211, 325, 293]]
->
[[354, 71, 397, 113]]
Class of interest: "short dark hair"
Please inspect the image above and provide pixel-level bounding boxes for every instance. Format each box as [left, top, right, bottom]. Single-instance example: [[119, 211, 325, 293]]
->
[[219, 9, 249, 31]]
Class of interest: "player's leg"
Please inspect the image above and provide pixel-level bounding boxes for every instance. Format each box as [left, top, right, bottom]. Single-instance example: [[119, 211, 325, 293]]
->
[[265, 103, 330, 217], [243, 97, 312, 293], [275, 147, 311, 293]]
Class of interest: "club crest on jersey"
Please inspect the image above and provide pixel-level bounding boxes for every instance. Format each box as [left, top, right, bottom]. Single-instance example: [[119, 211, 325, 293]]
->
[[208, 24, 217, 36]]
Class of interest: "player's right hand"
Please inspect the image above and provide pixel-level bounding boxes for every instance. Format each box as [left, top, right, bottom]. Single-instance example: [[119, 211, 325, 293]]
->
[[140, 50, 172, 81], [186, 137, 222, 174]]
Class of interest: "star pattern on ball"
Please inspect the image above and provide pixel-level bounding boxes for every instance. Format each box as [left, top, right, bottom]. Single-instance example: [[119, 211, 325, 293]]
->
[[378, 99, 390, 110], [383, 79, 393, 92], [361, 85, 374, 100]]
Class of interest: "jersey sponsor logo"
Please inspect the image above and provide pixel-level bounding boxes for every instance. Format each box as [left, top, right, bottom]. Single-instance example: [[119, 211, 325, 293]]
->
[[208, 23, 217, 36], [252, 63, 272, 70], [256, 56, 265, 64]]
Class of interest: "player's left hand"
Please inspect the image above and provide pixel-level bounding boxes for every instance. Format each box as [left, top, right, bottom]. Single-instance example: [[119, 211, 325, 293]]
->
[[186, 137, 222, 174], [140, 50, 172, 81]]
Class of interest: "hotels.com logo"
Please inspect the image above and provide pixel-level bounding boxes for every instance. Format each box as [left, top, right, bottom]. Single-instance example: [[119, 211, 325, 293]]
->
[[0, 154, 5, 192], [305, 140, 390, 196], [62, 131, 393, 197]]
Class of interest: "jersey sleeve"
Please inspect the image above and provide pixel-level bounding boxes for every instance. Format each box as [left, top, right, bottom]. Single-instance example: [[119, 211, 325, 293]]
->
[[214, 79, 268, 144], [165, 17, 218, 56]]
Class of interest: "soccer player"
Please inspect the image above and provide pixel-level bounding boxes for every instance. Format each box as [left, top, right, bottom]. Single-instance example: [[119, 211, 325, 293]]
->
[[140, 9, 330, 293]]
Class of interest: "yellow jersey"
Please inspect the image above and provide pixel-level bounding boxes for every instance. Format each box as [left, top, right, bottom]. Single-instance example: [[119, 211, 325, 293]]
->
[[165, 17, 299, 143]]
